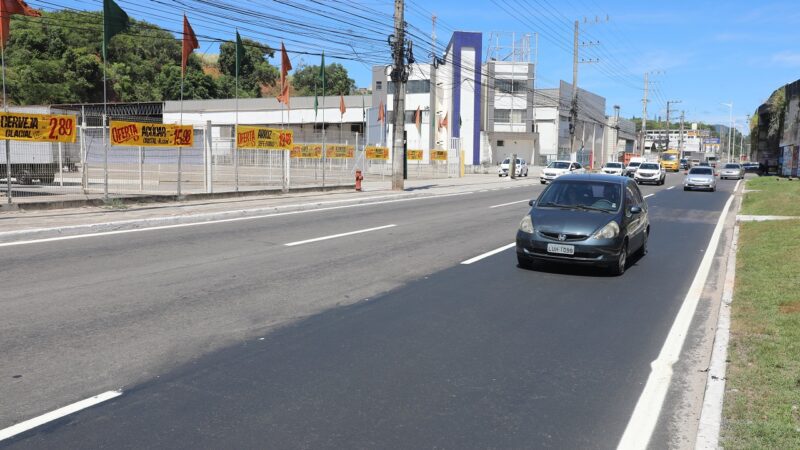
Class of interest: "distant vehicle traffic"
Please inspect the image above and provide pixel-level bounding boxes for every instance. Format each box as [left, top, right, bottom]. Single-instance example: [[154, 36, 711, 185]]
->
[[680, 158, 689, 170], [624, 157, 645, 177], [540, 160, 585, 184], [660, 150, 680, 172], [684, 167, 717, 191], [498, 158, 529, 177], [634, 162, 666, 185], [719, 163, 744, 180], [601, 162, 625, 176], [743, 162, 760, 173], [517, 174, 649, 276]]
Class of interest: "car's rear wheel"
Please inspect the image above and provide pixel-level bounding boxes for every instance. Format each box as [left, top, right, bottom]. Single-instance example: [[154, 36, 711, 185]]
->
[[610, 241, 628, 276]]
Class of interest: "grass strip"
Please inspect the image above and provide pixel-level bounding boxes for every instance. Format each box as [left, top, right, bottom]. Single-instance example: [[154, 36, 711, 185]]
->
[[741, 177, 800, 216], [722, 219, 800, 448]]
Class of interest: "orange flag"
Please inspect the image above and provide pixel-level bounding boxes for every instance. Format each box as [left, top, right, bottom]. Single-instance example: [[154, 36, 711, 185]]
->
[[0, 0, 40, 49], [414, 106, 421, 131], [377, 99, 385, 123], [181, 15, 199, 73], [339, 94, 346, 116], [439, 112, 448, 130], [276, 42, 292, 106]]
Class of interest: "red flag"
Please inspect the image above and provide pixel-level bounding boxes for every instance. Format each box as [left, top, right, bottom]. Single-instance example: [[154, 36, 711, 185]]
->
[[439, 112, 448, 130], [377, 99, 385, 123], [414, 106, 421, 130], [276, 42, 292, 106], [339, 94, 346, 116], [0, 0, 40, 49], [181, 15, 199, 73]]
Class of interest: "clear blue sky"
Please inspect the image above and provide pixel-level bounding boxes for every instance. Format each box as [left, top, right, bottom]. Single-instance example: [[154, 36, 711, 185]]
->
[[35, 0, 800, 132]]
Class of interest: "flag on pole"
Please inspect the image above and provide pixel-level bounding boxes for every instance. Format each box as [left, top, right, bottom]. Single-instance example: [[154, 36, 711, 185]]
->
[[276, 42, 292, 106], [181, 15, 198, 73], [103, 0, 129, 61], [0, 0, 39, 49], [339, 94, 346, 116], [439, 112, 448, 130], [414, 106, 421, 131], [235, 31, 245, 75], [377, 99, 384, 123]]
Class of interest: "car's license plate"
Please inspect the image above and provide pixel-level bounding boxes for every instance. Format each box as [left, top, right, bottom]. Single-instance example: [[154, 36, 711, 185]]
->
[[547, 243, 575, 255]]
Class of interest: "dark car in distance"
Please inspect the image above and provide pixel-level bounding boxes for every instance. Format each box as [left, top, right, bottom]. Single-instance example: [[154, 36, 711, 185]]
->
[[516, 174, 650, 276]]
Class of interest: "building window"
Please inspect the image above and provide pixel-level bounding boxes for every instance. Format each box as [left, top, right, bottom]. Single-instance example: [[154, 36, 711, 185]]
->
[[387, 80, 431, 95], [494, 109, 526, 124], [495, 79, 528, 94], [497, 140, 505, 147], [375, 81, 382, 91]]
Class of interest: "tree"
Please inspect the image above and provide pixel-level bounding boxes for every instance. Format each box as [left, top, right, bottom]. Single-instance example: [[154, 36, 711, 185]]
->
[[217, 38, 278, 98], [292, 62, 355, 97], [156, 65, 218, 100]]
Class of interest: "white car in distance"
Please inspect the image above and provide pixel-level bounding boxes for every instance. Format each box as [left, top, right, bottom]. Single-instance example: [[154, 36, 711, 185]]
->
[[601, 162, 625, 176], [540, 161, 585, 184], [498, 158, 529, 177], [634, 162, 666, 185]]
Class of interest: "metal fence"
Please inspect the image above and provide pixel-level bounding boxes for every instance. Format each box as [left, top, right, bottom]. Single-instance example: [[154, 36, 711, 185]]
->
[[1, 113, 464, 205]]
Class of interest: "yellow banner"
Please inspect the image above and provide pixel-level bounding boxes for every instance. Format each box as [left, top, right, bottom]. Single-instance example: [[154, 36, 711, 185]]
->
[[290, 144, 323, 159], [110, 121, 194, 147], [0, 112, 77, 143], [366, 146, 390, 160], [236, 126, 293, 150], [407, 149, 423, 161], [431, 150, 449, 161], [326, 145, 355, 159]]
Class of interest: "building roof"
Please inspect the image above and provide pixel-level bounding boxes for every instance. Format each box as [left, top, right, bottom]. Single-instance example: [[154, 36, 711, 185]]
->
[[164, 95, 373, 114]]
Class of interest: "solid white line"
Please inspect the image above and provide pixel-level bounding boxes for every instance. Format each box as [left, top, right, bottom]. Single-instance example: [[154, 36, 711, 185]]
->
[[695, 225, 739, 449], [667, 186, 675, 190], [489, 199, 531, 209], [0, 390, 122, 442], [285, 224, 396, 247], [617, 194, 735, 450], [0, 192, 473, 248], [461, 243, 516, 265], [644, 193, 655, 198]]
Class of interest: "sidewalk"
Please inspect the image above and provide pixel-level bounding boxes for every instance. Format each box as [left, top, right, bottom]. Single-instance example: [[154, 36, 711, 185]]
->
[[0, 174, 540, 243]]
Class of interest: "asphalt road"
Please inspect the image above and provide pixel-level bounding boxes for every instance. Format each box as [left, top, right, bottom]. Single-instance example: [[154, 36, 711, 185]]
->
[[1, 173, 738, 448]]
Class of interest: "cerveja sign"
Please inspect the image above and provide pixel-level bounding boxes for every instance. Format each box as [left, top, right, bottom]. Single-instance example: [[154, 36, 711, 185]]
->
[[430, 150, 448, 161], [110, 121, 194, 147], [365, 146, 390, 160], [236, 126, 293, 150], [325, 145, 355, 159], [0, 112, 77, 143], [290, 144, 323, 159], [407, 150, 423, 161]]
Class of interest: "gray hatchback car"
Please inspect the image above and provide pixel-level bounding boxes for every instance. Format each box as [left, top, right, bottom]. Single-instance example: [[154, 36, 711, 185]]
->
[[516, 174, 650, 275]]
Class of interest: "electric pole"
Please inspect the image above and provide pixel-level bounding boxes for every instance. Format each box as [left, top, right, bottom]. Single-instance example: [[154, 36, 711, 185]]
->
[[390, 0, 408, 190], [570, 20, 579, 156], [641, 72, 648, 155], [665, 100, 681, 153], [679, 111, 685, 158]]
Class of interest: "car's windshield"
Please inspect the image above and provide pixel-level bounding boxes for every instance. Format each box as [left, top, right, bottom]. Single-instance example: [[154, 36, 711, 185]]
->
[[661, 154, 677, 161], [627, 162, 641, 167], [640, 163, 659, 170], [548, 161, 571, 169], [502, 159, 521, 165], [537, 181, 622, 212], [724, 164, 740, 169], [681, 159, 688, 163], [605, 163, 622, 168], [690, 168, 713, 175]]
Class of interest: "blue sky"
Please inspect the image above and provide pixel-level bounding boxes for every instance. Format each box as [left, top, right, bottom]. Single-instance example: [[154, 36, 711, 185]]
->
[[39, 0, 800, 132]]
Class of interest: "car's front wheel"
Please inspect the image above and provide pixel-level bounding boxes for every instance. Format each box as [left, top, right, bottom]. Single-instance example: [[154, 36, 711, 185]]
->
[[610, 241, 628, 276]]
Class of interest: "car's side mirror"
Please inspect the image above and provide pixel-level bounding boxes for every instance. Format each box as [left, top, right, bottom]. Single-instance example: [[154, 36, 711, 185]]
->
[[630, 206, 642, 215], [529, 199, 535, 207]]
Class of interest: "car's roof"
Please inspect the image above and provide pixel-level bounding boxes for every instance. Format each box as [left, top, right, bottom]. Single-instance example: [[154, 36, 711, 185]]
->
[[553, 173, 629, 184], [550, 160, 575, 164]]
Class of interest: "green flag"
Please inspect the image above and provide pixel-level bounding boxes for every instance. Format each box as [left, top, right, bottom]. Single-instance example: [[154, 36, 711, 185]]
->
[[314, 52, 325, 118], [103, 0, 129, 61], [235, 31, 245, 77]]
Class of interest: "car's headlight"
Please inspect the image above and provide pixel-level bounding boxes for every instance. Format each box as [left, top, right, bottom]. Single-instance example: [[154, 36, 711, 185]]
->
[[519, 215, 534, 234], [592, 221, 620, 240]]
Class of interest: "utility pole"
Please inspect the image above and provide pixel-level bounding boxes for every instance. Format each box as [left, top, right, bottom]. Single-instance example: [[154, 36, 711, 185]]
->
[[679, 110, 685, 158], [665, 100, 681, 154], [641, 72, 648, 155], [570, 20, 579, 156], [390, 0, 407, 190]]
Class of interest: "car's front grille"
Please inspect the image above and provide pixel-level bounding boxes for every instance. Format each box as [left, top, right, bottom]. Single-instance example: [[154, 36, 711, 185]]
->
[[539, 231, 589, 242]]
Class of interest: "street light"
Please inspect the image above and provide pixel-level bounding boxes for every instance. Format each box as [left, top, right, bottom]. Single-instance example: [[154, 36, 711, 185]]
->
[[721, 102, 733, 162]]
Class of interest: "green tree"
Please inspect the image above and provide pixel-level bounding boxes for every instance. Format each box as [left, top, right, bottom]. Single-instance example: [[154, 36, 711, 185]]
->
[[156, 65, 218, 100], [217, 38, 278, 98], [292, 62, 355, 96]]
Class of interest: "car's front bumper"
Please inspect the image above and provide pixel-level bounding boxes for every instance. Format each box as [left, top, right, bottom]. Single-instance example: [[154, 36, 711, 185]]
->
[[635, 174, 661, 183], [540, 173, 561, 182], [516, 231, 623, 266]]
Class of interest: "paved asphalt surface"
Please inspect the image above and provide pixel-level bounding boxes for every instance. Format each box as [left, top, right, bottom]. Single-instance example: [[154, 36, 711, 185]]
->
[[1, 173, 738, 448]]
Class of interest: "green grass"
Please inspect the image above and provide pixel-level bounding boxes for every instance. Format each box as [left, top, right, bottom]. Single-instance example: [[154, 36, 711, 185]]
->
[[722, 220, 800, 449], [741, 177, 800, 216]]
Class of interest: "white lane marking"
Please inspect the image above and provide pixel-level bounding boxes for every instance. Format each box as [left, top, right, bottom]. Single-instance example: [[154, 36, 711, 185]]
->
[[461, 243, 516, 265], [644, 194, 655, 198], [617, 194, 735, 450], [0, 192, 472, 248], [667, 186, 675, 190], [489, 199, 531, 209], [0, 390, 122, 442], [285, 224, 396, 247], [733, 179, 742, 193]]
